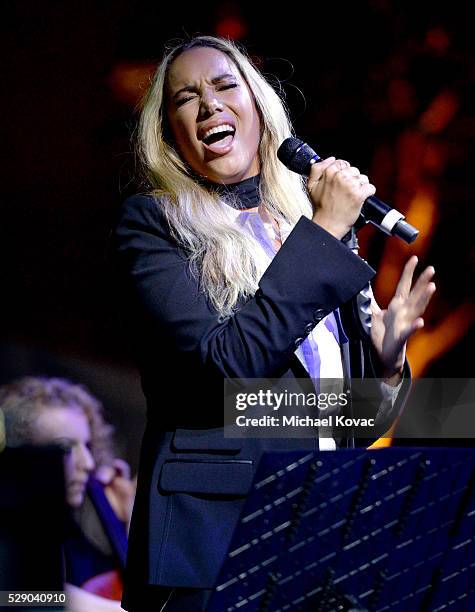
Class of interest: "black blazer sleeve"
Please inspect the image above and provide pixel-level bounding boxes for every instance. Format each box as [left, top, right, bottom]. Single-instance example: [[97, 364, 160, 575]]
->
[[113, 194, 376, 379]]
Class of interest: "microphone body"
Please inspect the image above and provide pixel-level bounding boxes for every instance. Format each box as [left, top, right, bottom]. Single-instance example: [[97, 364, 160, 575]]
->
[[277, 137, 419, 244]]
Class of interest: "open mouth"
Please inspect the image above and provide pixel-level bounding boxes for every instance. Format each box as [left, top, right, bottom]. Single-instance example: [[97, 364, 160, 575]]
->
[[201, 124, 236, 153]]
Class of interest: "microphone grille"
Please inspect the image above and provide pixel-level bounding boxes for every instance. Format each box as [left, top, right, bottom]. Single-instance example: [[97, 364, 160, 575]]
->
[[277, 137, 318, 176]]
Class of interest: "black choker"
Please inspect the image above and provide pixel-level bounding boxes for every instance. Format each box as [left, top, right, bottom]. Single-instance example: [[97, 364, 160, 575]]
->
[[204, 174, 261, 210]]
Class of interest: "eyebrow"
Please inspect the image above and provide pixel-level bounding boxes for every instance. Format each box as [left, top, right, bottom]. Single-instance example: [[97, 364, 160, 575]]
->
[[172, 73, 237, 100]]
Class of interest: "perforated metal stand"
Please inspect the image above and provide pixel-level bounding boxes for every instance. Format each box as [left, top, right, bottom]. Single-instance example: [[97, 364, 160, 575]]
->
[[207, 448, 475, 612]]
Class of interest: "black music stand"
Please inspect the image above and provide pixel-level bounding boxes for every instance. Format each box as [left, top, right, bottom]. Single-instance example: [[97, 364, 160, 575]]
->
[[207, 447, 475, 611], [0, 446, 66, 610]]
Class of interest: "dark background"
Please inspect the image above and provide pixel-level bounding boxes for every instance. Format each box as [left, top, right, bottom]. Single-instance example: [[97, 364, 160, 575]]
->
[[1, 1, 473, 468]]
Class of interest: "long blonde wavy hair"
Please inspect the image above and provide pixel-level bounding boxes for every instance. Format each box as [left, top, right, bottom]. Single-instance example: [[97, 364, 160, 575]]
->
[[139, 35, 312, 317]]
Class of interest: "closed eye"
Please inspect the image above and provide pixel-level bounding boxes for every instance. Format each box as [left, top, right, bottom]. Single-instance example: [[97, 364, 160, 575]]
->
[[176, 94, 197, 107], [175, 83, 238, 107], [217, 83, 238, 91]]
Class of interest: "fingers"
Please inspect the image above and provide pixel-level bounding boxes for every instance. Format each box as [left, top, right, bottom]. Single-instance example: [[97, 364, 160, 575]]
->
[[357, 174, 376, 199], [95, 459, 132, 484], [411, 265, 435, 295], [309, 159, 351, 191], [112, 458, 132, 480], [309, 157, 376, 237], [397, 263, 436, 340], [395, 255, 419, 298], [307, 156, 336, 186], [410, 275, 436, 316], [360, 182, 376, 200], [95, 465, 115, 485], [394, 257, 436, 317], [408, 264, 435, 304], [323, 159, 352, 181], [400, 317, 425, 344], [309, 158, 374, 193], [330, 165, 376, 197]]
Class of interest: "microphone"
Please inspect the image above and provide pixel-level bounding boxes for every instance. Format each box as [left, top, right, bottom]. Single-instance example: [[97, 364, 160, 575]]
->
[[277, 137, 419, 244]]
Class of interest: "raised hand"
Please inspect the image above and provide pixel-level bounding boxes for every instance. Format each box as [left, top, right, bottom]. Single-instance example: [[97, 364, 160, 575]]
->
[[370, 255, 436, 381], [96, 459, 136, 524]]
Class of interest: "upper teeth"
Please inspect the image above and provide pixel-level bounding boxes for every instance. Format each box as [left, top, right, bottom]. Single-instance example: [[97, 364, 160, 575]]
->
[[202, 124, 235, 141]]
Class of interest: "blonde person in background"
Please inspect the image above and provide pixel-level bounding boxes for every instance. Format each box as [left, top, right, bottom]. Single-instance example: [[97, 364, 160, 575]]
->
[[0, 376, 136, 612]]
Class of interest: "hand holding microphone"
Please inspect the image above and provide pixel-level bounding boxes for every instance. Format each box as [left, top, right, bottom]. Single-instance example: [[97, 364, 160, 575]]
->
[[306, 156, 376, 240], [278, 138, 419, 243]]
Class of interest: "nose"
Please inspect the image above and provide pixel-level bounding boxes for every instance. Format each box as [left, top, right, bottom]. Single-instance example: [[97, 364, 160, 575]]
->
[[75, 443, 95, 473], [199, 88, 223, 118]]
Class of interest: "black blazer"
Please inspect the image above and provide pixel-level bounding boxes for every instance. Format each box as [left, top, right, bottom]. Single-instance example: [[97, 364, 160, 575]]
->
[[112, 194, 408, 600]]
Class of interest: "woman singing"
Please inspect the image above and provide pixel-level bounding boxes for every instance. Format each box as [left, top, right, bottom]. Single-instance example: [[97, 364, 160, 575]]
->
[[113, 35, 435, 611]]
